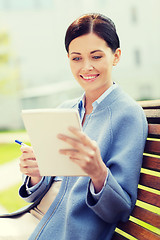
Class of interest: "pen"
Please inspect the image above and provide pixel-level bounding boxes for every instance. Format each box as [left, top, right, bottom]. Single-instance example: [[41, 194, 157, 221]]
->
[[15, 140, 27, 146]]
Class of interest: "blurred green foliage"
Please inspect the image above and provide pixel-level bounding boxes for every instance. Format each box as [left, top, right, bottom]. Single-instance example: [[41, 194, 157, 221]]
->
[[0, 142, 30, 165], [0, 29, 20, 96], [0, 140, 30, 211], [0, 143, 21, 165], [0, 183, 28, 212]]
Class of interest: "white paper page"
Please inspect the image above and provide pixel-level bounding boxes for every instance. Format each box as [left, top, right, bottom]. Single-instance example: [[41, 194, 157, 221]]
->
[[22, 109, 88, 176]]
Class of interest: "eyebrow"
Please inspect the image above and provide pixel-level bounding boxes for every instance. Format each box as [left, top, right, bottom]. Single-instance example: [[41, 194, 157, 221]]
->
[[70, 50, 103, 55], [70, 52, 81, 55], [90, 50, 103, 54]]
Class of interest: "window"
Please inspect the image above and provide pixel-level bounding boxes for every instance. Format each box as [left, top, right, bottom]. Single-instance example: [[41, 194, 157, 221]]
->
[[134, 49, 141, 66], [131, 6, 138, 23]]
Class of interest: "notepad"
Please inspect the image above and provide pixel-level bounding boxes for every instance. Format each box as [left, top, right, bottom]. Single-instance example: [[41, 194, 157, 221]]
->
[[22, 109, 87, 176]]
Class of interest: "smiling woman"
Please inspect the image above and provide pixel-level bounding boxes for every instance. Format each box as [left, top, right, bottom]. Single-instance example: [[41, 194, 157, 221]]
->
[[0, 13, 148, 240], [65, 14, 121, 103], [68, 33, 121, 102]]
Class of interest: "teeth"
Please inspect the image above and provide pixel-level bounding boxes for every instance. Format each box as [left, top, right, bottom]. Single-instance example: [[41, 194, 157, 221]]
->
[[82, 75, 98, 80]]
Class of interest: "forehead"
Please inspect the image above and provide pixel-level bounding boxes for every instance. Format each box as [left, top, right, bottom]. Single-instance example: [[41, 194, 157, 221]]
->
[[68, 33, 108, 54]]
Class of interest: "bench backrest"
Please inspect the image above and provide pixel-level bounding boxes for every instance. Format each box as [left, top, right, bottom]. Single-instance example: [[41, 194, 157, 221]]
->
[[112, 100, 160, 240]]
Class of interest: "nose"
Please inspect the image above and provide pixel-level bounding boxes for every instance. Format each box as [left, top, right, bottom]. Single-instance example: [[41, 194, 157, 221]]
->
[[81, 59, 94, 72]]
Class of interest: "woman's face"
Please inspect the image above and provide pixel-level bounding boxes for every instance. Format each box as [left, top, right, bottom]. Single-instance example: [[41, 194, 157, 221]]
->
[[68, 33, 121, 95]]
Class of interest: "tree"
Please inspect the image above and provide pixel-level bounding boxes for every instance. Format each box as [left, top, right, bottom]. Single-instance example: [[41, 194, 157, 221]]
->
[[0, 28, 20, 96]]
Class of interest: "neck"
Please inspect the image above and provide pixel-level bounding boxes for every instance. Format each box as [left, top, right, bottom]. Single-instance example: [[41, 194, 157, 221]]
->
[[84, 97, 93, 115], [84, 82, 113, 110]]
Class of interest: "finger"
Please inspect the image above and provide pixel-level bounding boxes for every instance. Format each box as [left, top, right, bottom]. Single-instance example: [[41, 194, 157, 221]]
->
[[58, 129, 98, 159], [69, 155, 95, 174], [59, 146, 95, 160], [20, 166, 40, 177], [20, 159, 38, 168], [20, 146, 33, 153], [57, 134, 81, 148], [20, 152, 36, 160], [59, 151, 88, 172], [59, 148, 79, 158], [19, 158, 39, 175], [20, 149, 36, 162], [58, 134, 96, 158], [68, 127, 97, 150], [59, 147, 96, 167]]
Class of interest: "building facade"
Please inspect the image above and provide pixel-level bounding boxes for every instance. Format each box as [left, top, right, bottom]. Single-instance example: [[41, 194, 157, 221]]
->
[[0, 0, 159, 129]]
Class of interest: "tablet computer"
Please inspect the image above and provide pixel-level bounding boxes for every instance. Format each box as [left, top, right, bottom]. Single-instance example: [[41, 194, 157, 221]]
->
[[22, 108, 87, 176]]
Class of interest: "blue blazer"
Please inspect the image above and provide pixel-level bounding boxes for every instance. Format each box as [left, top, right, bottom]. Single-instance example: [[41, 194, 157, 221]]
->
[[12, 85, 148, 239]]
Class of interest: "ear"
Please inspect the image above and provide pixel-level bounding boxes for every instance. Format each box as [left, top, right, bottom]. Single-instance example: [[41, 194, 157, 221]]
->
[[113, 48, 121, 66]]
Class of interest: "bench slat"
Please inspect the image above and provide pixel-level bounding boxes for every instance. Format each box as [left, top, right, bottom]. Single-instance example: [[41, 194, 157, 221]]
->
[[137, 189, 160, 207], [144, 109, 160, 118], [131, 205, 160, 229], [139, 100, 160, 108], [148, 124, 160, 137], [117, 221, 160, 240], [112, 100, 160, 240], [139, 173, 160, 190], [111, 232, 128, 240], [144, 140, 160, 155], [142, 155, 160, 171]]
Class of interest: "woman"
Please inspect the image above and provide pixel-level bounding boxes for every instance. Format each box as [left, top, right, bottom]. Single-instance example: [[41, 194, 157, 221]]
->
[[0, 13, 148, 240]]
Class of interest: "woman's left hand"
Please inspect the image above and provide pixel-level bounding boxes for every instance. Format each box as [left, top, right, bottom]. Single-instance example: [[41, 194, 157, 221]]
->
[[57, 127, 108, 193]]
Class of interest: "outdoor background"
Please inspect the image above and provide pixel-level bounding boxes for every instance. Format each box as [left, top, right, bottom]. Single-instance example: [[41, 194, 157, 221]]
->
[[0, 0, 160, 130], [0, 0, 160, 238]]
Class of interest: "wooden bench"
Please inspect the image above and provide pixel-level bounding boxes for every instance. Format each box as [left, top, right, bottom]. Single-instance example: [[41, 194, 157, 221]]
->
[[112, 100, 160, 240]]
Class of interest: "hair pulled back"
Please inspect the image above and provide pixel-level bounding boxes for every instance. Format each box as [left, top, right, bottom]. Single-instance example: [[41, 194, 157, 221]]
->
[[65, 13, 120, 53]]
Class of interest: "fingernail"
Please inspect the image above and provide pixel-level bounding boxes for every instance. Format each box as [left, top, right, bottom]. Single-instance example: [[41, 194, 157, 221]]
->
[[57, 134, 63, 138], [69, 126, 75, 131]]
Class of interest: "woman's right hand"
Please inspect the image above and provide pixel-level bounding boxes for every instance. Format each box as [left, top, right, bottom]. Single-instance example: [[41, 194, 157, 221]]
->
[[19, 146, 42, 186]]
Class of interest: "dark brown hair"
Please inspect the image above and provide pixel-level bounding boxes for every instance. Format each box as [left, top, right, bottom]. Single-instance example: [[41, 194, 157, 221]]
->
[[65, 13, 120, 53]]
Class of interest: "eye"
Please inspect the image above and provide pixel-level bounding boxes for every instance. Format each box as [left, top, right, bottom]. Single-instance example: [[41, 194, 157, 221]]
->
[[72, 57, 81, 61], [93, 56, 102, 59]]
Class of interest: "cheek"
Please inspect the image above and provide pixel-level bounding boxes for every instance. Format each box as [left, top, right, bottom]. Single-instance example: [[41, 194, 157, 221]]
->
[[97, 64, 108, 74], [70, 62, 80, 76], [100, 59, 113, 72]]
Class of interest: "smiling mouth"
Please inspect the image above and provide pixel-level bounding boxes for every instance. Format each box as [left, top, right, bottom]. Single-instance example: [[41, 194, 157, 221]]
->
[[80, 74, 99, 82]]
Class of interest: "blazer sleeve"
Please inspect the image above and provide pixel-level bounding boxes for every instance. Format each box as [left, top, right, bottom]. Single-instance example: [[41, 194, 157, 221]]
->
[[19, 176, 52, 203], [86, 104, 148, 223]]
